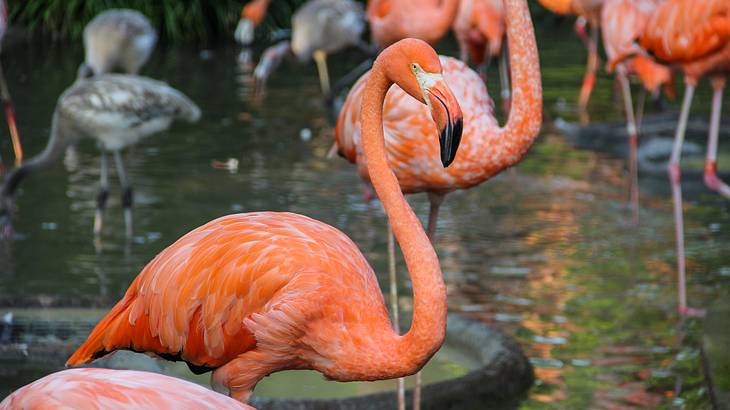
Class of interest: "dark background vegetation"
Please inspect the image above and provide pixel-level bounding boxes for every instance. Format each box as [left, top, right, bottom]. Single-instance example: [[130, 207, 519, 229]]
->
[[8, 0, 560, 42]]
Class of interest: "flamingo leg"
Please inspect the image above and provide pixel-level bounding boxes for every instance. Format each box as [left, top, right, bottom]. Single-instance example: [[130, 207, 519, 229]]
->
[[669, 82, 704, 317], [211, 349, 279, 403], [411, 192, 445, 410], [703, 76, 730, 199], [617, 66, 639, 224], [635, 88, 647, 131], [93, 152, 109, 236], [499, 45, 511, 116], [387, 223, 406, 410], [313, 50, 331, 97], [113, 150, 133, 238], [578, 21, 598, 123], [0, 61, 23, 165]]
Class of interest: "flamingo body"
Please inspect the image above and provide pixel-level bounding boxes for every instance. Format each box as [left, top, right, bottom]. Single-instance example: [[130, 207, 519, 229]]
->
[[82, 9, 157, 77], [0, 368, 254, 410], [366, 0, 461, 48], [453, 0, 505, 66]]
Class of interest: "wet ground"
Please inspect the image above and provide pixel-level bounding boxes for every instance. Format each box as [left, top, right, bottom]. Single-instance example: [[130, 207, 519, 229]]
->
[[1, 24, 729, 409]]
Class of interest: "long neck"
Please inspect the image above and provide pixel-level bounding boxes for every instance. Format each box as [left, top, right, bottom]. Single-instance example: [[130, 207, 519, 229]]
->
[[480, 0, 542, 176], [361, 61, 447, 374], [2, 111, 67, 198]]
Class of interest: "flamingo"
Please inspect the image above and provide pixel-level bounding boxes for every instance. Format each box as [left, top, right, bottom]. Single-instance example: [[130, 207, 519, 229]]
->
[[452, 0, 511, 113], [235, 0, 272, 46], [65, 38, 464, 404], [600, 0, 673, 223], [366, 0, 461, 49], [0, 75, 200, 238], [252, 0, 366, 96], [0, 368, 254, 410], [536, 0, 605, 122], [336, 0, 541, 408], [639, 0, 730, 317], [0, 0, 22, 165], [78, 9, 157, 78]]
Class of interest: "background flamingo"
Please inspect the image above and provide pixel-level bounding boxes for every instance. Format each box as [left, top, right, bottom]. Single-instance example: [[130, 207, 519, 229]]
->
[[253, 0, 366, 96], [1, 368, 254, 410], [78, 9, 157, 78], [600, 0, 672, 223], [640, 0, 730, 317], [0, 0, 22, 166], [66, 38, 464, 404], [0, 75, 200, 238], [536, 0, 605, 122], [367, 0, 461, 49], [235, 0, 272, 46], [335, 0, 541, 407], [452, 0, 511, 113]]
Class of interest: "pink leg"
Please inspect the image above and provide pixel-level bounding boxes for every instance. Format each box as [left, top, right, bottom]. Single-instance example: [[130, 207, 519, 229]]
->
[[577, 22, 598, 124], [703, 76, 730, 199], [499, 47, 511, 116], [617, 66, 640, 225], [0, 62, 22, 165], [211, 349, 281, 403], [669, 82, 704, 318]]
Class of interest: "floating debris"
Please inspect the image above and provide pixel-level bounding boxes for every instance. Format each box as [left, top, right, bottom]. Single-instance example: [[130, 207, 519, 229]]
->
[[41, 222, 57, 230], [300, 128, 313, 142], [211, 158, 239, 173]]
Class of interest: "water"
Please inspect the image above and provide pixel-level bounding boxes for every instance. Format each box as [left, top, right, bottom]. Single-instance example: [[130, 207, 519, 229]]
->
[[1, 25, 729, 408]]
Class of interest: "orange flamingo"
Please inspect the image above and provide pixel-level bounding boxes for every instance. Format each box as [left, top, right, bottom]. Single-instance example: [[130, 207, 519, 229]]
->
[[452, 0, 511, 113], [366, 0, 461, 49], [235, 0, 272, 46], [640, 0, 730, 317], [600, 0, 673, 223], [66, 38, 464, 404], [0, 0, 22, 166], [336, 0, 541, 407], [536, 0, 605, 122], [1, 368, 255, 410]]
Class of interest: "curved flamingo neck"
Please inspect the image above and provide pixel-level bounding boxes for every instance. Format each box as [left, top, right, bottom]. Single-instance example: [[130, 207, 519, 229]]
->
[[361, 54, 447, 374], [481, 0, 542, 176]]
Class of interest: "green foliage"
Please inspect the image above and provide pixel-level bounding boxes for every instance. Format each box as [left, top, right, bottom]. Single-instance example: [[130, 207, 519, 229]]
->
[[8, 0, 368, 42]]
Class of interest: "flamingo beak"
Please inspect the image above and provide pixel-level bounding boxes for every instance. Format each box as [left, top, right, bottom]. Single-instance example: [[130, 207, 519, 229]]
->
[[426, 79, 463, 167]]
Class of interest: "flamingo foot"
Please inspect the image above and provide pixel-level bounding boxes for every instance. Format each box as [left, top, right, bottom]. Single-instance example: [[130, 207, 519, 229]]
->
[[704, 161, 730, 199], [678, 306, 706, 318]]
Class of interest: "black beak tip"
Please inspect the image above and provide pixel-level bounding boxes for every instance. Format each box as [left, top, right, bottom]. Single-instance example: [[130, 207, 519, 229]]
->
[[439, 117, 463, 168]]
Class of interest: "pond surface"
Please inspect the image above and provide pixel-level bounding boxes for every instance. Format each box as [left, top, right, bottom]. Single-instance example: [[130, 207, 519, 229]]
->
[[1, 24, 729, 408]]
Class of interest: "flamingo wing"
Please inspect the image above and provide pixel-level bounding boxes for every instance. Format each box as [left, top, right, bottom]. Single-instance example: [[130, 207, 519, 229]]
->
[[0, 368, 254, 410], [67, 212, 376, 372]]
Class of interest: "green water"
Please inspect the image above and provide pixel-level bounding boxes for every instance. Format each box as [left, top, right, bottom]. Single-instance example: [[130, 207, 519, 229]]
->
[[1, 24, 729, 408]]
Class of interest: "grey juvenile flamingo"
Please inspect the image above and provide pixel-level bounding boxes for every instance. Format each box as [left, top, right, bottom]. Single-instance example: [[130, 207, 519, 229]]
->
[[78, 9, 157, 78], [0, 75, 200, 238]]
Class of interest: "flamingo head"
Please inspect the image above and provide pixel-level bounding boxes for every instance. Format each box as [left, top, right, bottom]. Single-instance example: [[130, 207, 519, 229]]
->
[[235, 0, 268, 46], [381, 39, 464, 167]]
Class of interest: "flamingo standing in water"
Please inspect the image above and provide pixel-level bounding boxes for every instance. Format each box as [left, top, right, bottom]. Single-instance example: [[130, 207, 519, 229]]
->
[[0, 75, 200, 238], [252, 0, 366, 96], [66, 38, 464, 404], [78, 9, 157, 78], [536, 0, 604, 122], [1, 368, 254, 410], [640, 0, 730, 317], [600, 0, 673, 223], [366, 0, 461, 49], [452, 0, 511, 113], [235, 0, 271, 46], [336, 0, 541, 408], [0, 0, 23, 165]]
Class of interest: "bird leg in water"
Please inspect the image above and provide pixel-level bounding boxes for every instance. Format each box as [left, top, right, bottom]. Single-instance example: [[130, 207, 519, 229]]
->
[[617, 66, 639, 225], [253, 41, 291, 96], [499, 45, 511, 116], [577, 21, 599, 124], [669, 81, 705, 318], [113, 151, 133, 238], [93, 152, 110, 236], [387, 222, 406, 410], [313, 50, 331, 97], [0, 61, 23, 165], [703, 76, 730, 199]]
